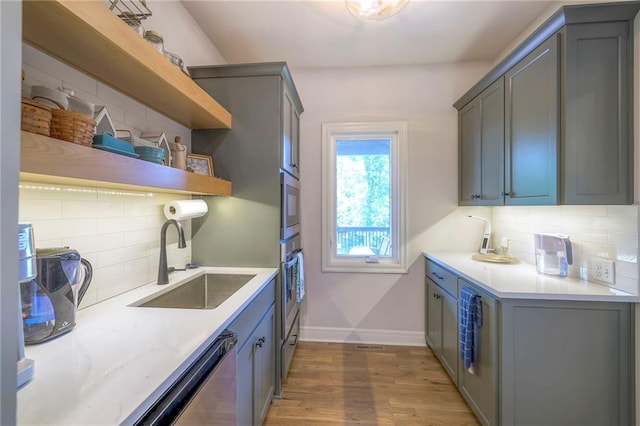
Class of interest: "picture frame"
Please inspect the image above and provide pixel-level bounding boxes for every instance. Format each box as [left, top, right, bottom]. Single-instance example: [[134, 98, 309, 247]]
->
[[186, 153, 214, 177]]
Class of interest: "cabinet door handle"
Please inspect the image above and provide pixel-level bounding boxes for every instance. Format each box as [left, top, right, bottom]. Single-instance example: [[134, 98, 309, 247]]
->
[[431, 272, 444, 280], [289, 334, 298, 346], [256, 336, 266, 348], [291, 163, 299, 169]]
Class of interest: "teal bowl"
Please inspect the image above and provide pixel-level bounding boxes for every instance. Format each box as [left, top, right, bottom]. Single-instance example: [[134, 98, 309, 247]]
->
[[134, 146, 165, 159]]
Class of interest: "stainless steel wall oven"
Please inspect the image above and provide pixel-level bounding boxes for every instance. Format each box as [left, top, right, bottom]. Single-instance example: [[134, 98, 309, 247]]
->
[[280, 233, 302, 383], [281, 172, 300, 240]]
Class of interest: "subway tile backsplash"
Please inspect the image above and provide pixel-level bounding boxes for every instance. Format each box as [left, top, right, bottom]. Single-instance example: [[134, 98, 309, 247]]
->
[[492, 205, 639, 294], [20, 183, 193, 308], [21, 44, 198, 308]]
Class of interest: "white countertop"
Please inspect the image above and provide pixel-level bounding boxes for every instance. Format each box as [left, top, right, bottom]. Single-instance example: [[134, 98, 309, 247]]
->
[[17, 267, 278, 426], [424, 252, 638, 302]]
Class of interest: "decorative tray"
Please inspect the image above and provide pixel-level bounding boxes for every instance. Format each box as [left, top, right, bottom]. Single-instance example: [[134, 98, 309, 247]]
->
[[471, 253, 520, 264], [93, 144, 140, 158], [92, 132, 139, 158]]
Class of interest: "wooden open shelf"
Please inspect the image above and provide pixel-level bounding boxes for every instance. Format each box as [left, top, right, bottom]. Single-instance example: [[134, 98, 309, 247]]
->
[[22, 1, 232, 130], [21, 132, 232, 196]]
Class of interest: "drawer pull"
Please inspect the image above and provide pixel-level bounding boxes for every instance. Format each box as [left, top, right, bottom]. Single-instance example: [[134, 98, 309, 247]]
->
[[431, 271, 444, 280], [289, 334, 299, 346]]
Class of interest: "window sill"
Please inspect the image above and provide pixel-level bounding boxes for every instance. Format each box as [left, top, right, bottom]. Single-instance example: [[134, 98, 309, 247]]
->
[[322, 262, 408, 274]]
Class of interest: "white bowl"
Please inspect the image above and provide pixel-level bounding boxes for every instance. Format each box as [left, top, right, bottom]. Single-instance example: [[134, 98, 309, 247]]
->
[[30, 85, 69, 110], [68, 95, 94, 117]]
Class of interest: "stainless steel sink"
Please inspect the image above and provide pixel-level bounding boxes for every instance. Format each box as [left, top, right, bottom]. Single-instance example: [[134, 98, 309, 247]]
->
[[131, 273, 256, 309]]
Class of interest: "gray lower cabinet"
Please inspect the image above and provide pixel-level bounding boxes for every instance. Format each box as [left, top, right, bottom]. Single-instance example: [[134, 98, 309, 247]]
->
[[282, 309, 300, 380], [425, 263, 458, 383], [231, 279, 276, 426], [424, 258, 635, 425], [505, 34, 559, 205], [458, 78, 505, 206], [456, 280, 498, 426], [500, 299, 633, 426], [425, 280, 458, 382]]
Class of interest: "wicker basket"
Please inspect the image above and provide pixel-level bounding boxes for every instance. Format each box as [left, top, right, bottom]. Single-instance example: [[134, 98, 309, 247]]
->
[[21, 97, 52, 136], [50, 109, 96, 146]]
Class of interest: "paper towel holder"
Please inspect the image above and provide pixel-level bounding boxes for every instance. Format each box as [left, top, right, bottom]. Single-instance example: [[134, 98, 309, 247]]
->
[[163, 199, 208, 221]]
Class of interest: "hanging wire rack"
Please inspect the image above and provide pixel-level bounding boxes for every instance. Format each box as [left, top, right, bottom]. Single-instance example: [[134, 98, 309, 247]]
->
[[105, 0, 152, 25]]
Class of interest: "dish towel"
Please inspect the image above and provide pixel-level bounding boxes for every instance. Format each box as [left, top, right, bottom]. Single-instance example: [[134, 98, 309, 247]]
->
[[459, 287, 483, 375], [294, 250, 305, 303]]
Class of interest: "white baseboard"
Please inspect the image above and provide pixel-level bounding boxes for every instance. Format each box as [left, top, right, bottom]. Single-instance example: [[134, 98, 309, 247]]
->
[[300, 326, 426, 347]]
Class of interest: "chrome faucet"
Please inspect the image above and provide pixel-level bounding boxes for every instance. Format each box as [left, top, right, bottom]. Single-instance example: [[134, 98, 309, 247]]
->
[[158, 219, 187, 285]]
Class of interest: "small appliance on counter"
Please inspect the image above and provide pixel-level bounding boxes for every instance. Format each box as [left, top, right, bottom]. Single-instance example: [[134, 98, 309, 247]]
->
[[17, 223, 36, 388], [21, 248, 92, 344], [534, 233, 573, 277], [468, 215, 491, 254]]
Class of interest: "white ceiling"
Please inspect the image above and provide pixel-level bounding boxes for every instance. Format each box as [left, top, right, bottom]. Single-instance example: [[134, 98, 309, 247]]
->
[[182, 0, 557, 68]]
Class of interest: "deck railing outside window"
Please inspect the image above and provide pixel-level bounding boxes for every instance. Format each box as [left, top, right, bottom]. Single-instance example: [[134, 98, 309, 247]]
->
[[336, 227, 390, 255]]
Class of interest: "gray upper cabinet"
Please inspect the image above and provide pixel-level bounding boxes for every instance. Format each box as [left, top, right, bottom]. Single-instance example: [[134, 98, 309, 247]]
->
[[455, 2, 639, 206], [505, 35, 559, 205], [282, 83, 301, 178], [459, 78, 505, 206], [189, 62, 304, 268], [562, 21, 633, 204]]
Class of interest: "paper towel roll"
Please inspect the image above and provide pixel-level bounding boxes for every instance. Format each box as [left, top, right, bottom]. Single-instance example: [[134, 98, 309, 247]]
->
[[164, 200, 208, 220]]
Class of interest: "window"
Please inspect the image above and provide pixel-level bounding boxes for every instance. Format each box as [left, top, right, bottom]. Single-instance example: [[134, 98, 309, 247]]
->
[[322, 122, 407, 273]]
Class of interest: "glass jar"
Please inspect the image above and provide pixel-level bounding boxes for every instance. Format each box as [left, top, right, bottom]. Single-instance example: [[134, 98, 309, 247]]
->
[[144, 30, 164, 54], [121, 12, 145, 37]]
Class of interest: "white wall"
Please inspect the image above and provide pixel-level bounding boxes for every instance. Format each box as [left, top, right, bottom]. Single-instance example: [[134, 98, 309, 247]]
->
[[142, 0, 227, 67], [293, 62, 491, 345]]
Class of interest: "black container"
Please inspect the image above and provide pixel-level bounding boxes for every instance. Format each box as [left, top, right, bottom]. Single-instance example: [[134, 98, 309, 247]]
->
[[21, 248, 92, 344]]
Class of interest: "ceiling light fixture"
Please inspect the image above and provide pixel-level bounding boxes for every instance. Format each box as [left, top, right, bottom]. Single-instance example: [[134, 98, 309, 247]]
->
[[345, 0, 409, 21]]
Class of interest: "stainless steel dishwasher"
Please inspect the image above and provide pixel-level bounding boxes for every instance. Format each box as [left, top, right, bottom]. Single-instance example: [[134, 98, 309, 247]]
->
[[134, 330, 237, 425]]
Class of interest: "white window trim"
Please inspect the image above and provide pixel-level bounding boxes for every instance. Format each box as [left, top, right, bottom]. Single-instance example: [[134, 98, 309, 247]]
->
[[321, 121, 408, 274]]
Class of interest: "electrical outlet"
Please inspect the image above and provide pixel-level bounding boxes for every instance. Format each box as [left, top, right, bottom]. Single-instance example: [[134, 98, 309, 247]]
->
[[592, 258, 615, 285]]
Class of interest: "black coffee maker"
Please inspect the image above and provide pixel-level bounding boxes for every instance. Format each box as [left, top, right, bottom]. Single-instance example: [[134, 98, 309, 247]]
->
[[21, 248, 92, 344]]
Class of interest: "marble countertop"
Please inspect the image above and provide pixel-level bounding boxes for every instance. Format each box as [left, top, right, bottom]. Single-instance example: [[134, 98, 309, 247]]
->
[[17, 267, 278, 426], [424, 252, 638, 302]]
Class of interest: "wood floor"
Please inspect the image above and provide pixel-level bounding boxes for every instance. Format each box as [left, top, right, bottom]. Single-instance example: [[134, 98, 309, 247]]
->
[[264, 342, 480, 425]]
